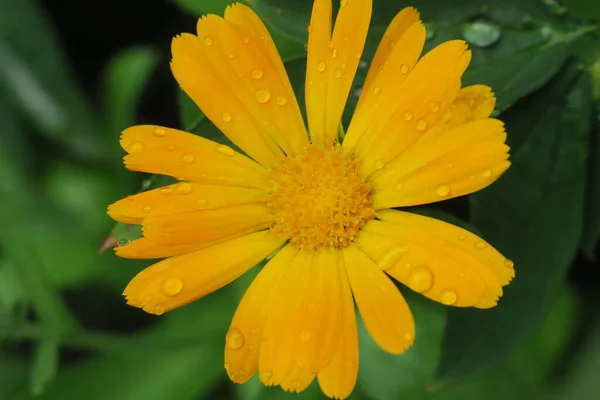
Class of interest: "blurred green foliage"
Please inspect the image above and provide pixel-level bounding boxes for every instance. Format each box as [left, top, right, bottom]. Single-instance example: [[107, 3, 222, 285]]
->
[[1, 0, 600, 399]]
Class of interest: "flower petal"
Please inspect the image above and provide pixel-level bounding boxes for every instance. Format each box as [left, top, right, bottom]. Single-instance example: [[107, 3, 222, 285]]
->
[[371, 119, 510, 209], [344, 41, 470, 177], [342, 244, 414, 354], [142, 203, 275, 246], [354, 8, 424, 114], [317, 263, 358, 400], [279, 366, 315, 394], [225, 245, 295, 384], [355, 225, 487, 307], [306, 0, 371, 145], [123, 231, 286, 315], [108, 182, 267, 222], [366, 210, 514, 308], [115, 237, 226, 259], [121, 125, 271, 190]]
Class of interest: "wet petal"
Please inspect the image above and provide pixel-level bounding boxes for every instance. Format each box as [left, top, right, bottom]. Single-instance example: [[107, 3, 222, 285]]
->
[[123, 231, 286, 315], [120, 125, 271, 189], [306, 0, 371, 145], [225, 245, 295, 384], [115, 237, 230, 259], [342, 244, 415, 354]]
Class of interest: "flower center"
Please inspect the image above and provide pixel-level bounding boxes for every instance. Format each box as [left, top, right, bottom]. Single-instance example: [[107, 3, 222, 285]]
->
[[267, 144, 374, 250]]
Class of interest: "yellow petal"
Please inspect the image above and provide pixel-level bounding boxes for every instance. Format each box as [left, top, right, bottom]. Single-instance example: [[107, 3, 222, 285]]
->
[[371, 210, 514, 308], [317, 264, 358, 400], [306, 0, 371, 145], [279, 366, 315, 394], [123, 231, 286, 315], [121, 125, 271, 190], [371, 119, 510, 209], [225, 245, 295, 384], [115, 237, 229, 259], [355, 226, 487, 307], [342, 244, 414, 354], [344, 41, 470, 177], [108, 182, 267, 222], [142, 203, 275, 246]]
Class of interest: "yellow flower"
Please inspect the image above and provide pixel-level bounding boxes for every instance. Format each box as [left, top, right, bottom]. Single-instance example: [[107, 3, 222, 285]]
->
[[107, 0, 515, 398]]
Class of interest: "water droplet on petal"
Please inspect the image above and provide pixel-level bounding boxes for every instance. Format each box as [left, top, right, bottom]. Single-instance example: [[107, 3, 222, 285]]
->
[[242, 37, 250, 44], [217, 144, 235, 156], [222, 112, 232, 122], [153, 305, 165, 315], [429, 102, 440, 113], [417, 119, 428, 131], [437, 184, 450, 197], [483, 169, 493, 178], [182, 154, 195, 164], [408, 266, 433, 293], [176, 182, 192, 195], [403, 332, 413, 341], [375, 160, 385, 169], [474, 240, 487, 250], [128, 142, 144, 153], [462, 19, 502, 48], [251, 69, 263, 80], [256, 89, 271, 103], [203, 36, 214, 46], [142, 204, 152, 213], [118, 239, 130, 246], [388, 40, 396, 49], [332, 48, 338, 58], [404, 111, 413, 121], [307, 24, 312, 33], [276, 96, 287, 106], [400, 64, 409, 74], [334, 69, 343, 78], [340, 0, 348, 8], [316, 61, 327, 72], [504, 259, 514, 268], [162, 277, 183, 296], [377, 246, 407, 269], [160, 187, 173, 195], [458, 234, 467, 241], [440, 290, 457, 305], [153, 127, 166, 137], [226, 328, 245, 350], [373, 86, 381, 95]]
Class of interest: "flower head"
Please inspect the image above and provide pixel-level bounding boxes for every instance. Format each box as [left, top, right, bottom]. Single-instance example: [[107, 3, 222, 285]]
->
[[107, 1, 514, 398]]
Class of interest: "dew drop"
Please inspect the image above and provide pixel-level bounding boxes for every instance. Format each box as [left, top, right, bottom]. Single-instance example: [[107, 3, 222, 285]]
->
[[437, 184, 450, 197], [474, 241, 487, 250], [251, 69, 263, 80], [388, 40, 396, 50], [458, 234, 467, 241], [162, 277, 183, 296], [377, 246, 407, 269], [255, 89, 271, 103], [375, 160, 385, 169], [217, 144, 235, 156], [153, 305, 165, 315], [153, 127, 166, 137], [482, 169, 493, 178], [462, 19, 502, 48], [176, 182, 192, 195], [440, 290, 457, 305], [160, 187, 173, 195], [340, 0, 348, 8], [118, 239, 130, 246], [400, 64, 409, 74], [403, 332, 413, 341], [306, 24, 312, 33], [128, 142, 144, 153], [403, 111, 413, 121], [316, 60, 327, 72], [373, 86, 381, 95], [504, 259, 514, 268], [142, 204, 152, 213], [242, 36, 250, 44], [222, 112, 232, 122], [226, 328, 245, 350], [143, 294, 152, 303], [224, 362, 230, 372], [429, 102, 440, 113], [334, 69, 343, 79], [408, 266, 433, 293], [203, 36, 214, 46], [417, 119, 428, 131], [276, 96, 287, 106], [332, 48, 338, 58], [182, 154, 195, 164]]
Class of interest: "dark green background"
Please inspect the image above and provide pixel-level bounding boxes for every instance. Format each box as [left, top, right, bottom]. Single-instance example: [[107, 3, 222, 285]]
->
[[1, 0, 600, 399]]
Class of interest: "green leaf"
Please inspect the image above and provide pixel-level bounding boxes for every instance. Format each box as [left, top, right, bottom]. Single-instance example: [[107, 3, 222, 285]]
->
[[174, 0, 235, 16], [30, 339, 59, 396], [0, 0, 105, 161], [437, 67, 589, 380], [0, 353, 29, 398], [581, 115, 600, 260], [564, 0, 600, 22], [103, 46, 159, 134], [358, 293, 446, 399]]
